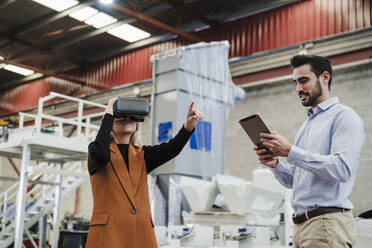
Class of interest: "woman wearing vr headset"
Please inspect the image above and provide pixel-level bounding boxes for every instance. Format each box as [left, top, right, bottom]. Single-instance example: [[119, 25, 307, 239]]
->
[[86, 97, 202, 248]]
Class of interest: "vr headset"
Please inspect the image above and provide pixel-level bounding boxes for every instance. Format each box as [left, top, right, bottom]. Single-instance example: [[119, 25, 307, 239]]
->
[[113, 97, 150, 122]]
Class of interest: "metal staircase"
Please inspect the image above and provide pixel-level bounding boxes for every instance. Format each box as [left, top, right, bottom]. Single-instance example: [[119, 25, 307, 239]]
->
[[0, 92, 106, 248], [0, 161, 88, 248]]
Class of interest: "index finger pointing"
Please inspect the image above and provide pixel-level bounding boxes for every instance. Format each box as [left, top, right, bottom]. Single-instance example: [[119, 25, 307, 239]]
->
[[188, 101, 194, 112]]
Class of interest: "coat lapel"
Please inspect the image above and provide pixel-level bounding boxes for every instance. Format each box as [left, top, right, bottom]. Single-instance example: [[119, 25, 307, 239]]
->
[[109, 141, 136, 207], [128, 144, 144, 196]]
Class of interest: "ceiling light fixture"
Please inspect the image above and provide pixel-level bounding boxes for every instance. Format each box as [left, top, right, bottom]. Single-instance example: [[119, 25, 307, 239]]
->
[[3, 64, 34, 76], [69, 6, 99, 22], [107, 24, 150, 43], [84, 12, 117, 28], [100, 0, 114, 4], [32, 0, 79, 12]]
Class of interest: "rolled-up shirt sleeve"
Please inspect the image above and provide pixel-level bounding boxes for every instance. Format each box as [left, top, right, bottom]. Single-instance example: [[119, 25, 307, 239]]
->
[[286, 109, 366, 182]]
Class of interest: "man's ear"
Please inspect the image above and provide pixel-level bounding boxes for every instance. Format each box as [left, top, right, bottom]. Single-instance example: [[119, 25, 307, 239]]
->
[[321, 71, 330, 87]]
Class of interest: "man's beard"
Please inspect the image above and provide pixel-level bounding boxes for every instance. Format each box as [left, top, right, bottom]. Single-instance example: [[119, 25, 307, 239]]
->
[[299, 79, 322, 107]]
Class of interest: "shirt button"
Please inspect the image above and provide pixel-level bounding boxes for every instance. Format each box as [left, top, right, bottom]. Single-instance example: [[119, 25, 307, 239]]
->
[[131, 209, 136, 215]]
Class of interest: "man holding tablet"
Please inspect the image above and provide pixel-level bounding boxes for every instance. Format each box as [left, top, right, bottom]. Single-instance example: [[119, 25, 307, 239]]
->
[[253, 54, 366, 248]]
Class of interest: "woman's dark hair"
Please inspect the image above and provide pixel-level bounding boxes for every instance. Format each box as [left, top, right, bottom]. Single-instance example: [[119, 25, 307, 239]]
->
[[290, 54, 333, 90]]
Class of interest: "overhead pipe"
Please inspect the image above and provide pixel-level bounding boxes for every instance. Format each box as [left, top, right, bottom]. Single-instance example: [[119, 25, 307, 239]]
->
[[160, 0, 218, 28], [112, 3, 202, 43]]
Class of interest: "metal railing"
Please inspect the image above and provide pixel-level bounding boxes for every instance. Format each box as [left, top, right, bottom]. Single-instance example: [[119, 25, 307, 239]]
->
[[0, 161, 88, 235], [0, 91, 105, 248]]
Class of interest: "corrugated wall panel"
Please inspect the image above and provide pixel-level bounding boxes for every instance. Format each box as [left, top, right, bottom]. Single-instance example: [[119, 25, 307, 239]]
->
[[199, 0, 371, 57], [69, 39, 188, 89], [1, 0, 371, 115]]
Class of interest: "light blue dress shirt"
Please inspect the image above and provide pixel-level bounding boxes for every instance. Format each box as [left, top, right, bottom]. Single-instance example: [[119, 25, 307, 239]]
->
[[270, 97, 366, 213]]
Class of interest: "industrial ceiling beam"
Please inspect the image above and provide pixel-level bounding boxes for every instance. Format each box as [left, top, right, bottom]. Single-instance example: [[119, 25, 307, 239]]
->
[[160, 0, 218, 28], [140, 0, 199, 14], [1, 0, 204, 90], [123, 0, 138, 11], [88, 32, 175, 62], [12, 0, 94, 37], [52, 2, 186, 50], [1, 0, 94, 64], [112, 3, 202, 42], [6, 29, 199, 91], [0, 34, 82, 67], [10, 2, 177, 61], [0, 0, 16, 10], [88, 20, 205, 62], [0, 59, 107, 91], [52, 18, 136, 50], [140, 2, 169, 14], [0, 39, 11, 50], [10, 23, 204, 83], [0, 73, 46, 90]]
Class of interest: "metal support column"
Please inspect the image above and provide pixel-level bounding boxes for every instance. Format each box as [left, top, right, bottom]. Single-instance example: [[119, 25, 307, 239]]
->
[[38, 215, 47, 248], [51, 162, 63, 248], [14, 144, 31, 248], [168, 175, 182, 225], [19, 114, 24, 128], [2, 192, 8, 233], [77, 102, 83, 136], [36, 97, 44, 134], [150, 57, 158, 145]]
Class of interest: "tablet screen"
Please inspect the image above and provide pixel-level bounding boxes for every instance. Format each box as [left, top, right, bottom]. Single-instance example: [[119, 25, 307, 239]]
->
[[239, 114, 271, 149]]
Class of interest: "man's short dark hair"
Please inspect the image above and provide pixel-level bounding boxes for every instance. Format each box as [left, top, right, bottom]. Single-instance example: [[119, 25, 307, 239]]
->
[[290, 54, 333, 90]]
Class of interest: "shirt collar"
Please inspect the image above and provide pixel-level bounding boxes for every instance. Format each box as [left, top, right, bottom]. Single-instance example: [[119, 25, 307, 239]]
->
[[307, 97, 339, 117]]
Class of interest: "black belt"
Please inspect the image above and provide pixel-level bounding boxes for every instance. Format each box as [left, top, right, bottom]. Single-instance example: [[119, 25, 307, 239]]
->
[[292, 207, 350, 224]]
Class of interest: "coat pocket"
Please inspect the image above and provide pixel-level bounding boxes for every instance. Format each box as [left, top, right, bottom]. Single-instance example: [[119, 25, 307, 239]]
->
[[90, 213, 109, 226], [86, 213, 109, 248]]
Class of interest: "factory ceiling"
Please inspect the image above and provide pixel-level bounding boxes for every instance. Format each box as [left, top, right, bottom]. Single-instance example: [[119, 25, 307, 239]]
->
[[0, 0, 304, 91]]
